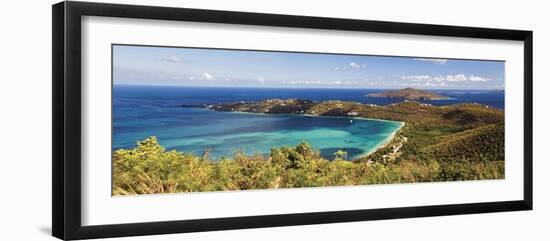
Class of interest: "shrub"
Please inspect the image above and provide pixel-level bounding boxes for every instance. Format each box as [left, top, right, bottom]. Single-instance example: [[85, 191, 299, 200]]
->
[[112, 137, 504, 195]]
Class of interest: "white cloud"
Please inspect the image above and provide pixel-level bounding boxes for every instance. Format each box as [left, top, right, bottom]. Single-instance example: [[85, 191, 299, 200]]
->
[[335, 62, 366, 70], [258, 77, 265, 84], [446, 74, 468, 82], [413, 58, 448, 65], [201, 72, 215, 80], [280, 80, 355, 86], [468, 75, 489, 82], [281, 80, 322, 85], [401, 75, 432, 82], [402, 74, 490, 83], [160, 55, 184, 63]]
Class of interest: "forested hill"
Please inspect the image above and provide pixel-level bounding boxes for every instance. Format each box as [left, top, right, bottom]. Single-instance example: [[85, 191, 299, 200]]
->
[[201, 98, 502, 124]]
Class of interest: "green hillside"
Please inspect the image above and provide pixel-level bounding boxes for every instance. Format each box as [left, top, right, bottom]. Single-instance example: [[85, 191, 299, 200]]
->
[[421, 123, 504, 162]]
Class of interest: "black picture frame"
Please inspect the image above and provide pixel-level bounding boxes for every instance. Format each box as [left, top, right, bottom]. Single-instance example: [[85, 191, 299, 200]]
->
[[52, 1, 533, 240]]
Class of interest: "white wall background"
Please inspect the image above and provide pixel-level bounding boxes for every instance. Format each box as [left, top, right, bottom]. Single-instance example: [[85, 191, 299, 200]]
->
[[0, 0, 547, 240]]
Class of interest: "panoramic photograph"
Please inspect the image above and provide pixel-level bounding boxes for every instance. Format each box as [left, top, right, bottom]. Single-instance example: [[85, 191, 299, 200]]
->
[[112, 44, 505, 195]]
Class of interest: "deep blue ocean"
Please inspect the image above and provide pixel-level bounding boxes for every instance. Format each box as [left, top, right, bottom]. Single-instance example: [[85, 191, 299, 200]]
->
[[113, 86, 504, 160]]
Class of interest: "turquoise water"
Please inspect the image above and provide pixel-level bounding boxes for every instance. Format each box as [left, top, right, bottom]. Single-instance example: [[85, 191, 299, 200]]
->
[[114, 106, 403, 160], [183, 112, 399, 159], [113, 87, 405, 160]]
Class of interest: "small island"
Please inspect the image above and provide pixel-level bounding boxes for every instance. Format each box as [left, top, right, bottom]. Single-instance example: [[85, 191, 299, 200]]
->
[[367, 87, 450, 100]]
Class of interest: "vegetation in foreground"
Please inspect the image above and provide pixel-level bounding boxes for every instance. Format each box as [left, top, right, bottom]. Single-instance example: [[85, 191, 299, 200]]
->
[[113, 135, 504, 195]]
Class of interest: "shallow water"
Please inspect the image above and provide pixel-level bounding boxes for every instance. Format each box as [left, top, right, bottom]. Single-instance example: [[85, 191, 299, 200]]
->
[[114, 106, 402, 160]]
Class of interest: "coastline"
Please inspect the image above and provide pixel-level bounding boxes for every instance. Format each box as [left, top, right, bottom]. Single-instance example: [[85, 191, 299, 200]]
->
[[205, 107, 405, 125], [200, 107, 406, 160], [358, 121, 405, 159]]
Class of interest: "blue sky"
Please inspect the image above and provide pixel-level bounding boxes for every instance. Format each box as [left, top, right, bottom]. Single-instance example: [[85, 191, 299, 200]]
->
[[113, 45, 505, 90]]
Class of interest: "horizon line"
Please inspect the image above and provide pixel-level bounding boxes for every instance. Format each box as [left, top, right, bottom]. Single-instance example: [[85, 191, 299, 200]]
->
[[112, 84, 505, 91]]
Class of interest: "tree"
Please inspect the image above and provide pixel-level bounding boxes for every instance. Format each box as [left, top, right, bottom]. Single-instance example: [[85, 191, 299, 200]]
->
[[333, 150, 348, 161]]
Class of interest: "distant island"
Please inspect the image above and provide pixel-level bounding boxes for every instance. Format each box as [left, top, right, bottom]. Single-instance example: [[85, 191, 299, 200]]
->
[[367, 87, 450, 100]]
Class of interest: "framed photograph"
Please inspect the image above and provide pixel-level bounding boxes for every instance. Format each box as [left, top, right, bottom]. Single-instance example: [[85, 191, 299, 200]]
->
[[52, 1, 533, 240]]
